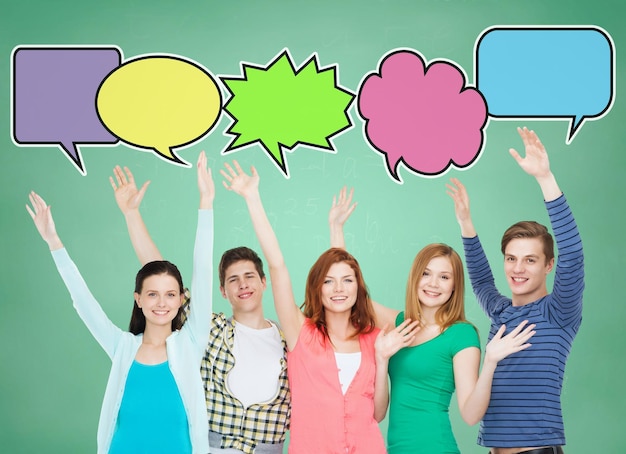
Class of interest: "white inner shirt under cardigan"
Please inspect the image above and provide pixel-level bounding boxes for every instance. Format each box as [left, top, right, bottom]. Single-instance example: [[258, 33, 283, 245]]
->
[[335, 352, 361, 395]]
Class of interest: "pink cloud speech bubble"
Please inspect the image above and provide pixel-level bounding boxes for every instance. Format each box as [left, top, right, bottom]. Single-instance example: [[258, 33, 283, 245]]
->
[[358, 49, 487, 182]]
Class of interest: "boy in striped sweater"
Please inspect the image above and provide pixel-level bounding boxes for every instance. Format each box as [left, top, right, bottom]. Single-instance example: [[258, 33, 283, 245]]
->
[[447, 127, 584, 454]]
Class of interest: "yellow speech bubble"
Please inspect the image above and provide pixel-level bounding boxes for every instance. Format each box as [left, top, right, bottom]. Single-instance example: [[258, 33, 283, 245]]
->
[[96, 55, 221, 163]]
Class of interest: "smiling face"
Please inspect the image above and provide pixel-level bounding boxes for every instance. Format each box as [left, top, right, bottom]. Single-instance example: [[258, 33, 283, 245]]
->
[[134, 273, 184, 330], [220, 259, 267, 316], [504, 237, 554, 306], [418, 256, 455, 311], [320, 261, 358, 315]]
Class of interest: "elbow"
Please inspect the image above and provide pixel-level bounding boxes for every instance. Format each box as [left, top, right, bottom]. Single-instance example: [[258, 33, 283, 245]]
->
[[462, 414, 481, 426], [374, 399, 389, 423], [460, 408, 483, 426]]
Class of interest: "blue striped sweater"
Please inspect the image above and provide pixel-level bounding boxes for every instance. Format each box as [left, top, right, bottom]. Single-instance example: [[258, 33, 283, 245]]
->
[[463, 194, 584, 448]]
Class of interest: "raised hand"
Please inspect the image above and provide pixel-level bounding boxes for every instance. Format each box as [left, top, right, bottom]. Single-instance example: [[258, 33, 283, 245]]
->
[[196, 151, 215, 208], [109, 165, 150, 215], [220, 160, 259, 199], [446, 178, 476, 238], [485, 320, 536, 364], [25, 191, 63, 250], [329, 186, 357, 229], [375, 319, 420, 361], [509, 127, 551, 179], [510, 127, 561, 201], [446, 178, 471, 224]]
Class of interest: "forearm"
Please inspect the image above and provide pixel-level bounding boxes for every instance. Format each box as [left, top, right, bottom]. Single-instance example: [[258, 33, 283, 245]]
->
[[459, 217, 477, 238], [245, 192, 285, 270], [329, 222, 346, 249], [123, 209, 162, 264], [373, 356, 390, 422], [46, 234, 64, 251], [199, 194, 213, 210], [243, 190, 301, 344], [536, 171, 561, 202], [458, 359, 496, 425]]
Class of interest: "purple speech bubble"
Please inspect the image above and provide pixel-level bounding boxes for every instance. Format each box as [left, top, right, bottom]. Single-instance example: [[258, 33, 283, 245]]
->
[[358, 49, 487, 182], [12, 46, 122, 175]]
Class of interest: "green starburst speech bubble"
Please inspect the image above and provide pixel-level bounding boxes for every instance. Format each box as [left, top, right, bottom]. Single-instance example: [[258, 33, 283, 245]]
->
[[220, 48, 355, 177]]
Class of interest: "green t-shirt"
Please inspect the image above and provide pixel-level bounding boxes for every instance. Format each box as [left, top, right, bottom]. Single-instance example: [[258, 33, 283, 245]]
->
[[387, 312, 480, 454]]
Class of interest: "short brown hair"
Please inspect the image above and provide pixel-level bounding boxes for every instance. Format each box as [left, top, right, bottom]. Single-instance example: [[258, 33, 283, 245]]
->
[[501, 221, 554, 263], [218, 247, 265, 287], [302, 248, 376, 339]]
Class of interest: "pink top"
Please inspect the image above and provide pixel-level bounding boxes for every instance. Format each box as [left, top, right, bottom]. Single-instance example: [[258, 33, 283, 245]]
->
[[287, 319, 386, 454]]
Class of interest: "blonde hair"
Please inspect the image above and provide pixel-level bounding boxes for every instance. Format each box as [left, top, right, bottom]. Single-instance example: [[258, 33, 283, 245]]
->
[[405, 244, 466, 331]]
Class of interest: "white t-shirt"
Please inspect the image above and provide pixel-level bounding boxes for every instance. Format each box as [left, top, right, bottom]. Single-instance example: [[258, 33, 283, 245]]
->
[[212, 321, 284, 453], [227, 320, 283, 408]]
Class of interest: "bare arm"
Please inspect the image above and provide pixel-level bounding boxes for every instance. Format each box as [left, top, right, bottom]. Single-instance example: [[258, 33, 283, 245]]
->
[[371, 300, 401, 330], [373, 320, 420, 421], [328, 188, 399, 328], [447, 178, 477, 238], [454, 321, 535, 425], [26, 191, 63, 251], [328, 186, 356, 249], [196, 151, 214, 210], [448, 127, 561, 239], [509, 127, 561, 202], [109, 166, 161, 264], [221, 161, 304, 349]]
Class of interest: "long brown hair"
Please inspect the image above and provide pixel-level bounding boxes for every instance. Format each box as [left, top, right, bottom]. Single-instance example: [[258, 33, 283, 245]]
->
[[405, 244, 466, 331], [302, 248, 376, 339]]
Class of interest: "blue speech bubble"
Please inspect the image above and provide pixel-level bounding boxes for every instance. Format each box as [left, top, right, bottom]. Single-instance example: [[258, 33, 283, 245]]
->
[[475, 26, 614, 143]]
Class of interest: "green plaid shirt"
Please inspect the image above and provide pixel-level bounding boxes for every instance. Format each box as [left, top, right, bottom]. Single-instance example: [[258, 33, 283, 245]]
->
[[201, 313, 291, 454]]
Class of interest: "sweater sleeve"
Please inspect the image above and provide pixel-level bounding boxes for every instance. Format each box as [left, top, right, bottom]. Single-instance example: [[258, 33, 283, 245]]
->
[[185, 209, 214, 359], [51, 248, 123, 358], [544, 194, 584, 328], [462, 235, 509, 319]]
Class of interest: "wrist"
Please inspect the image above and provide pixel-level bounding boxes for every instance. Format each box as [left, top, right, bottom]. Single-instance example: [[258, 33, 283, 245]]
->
[[199, 195, 214, 210], [482, 353, 499, 369], [535, 171, 555, 185], [123, 207, 141, 218], [375, 352, 390, 364], [47, 236, 63, 251], [244, 190, 262, 204], [535, 172, 561, 201]]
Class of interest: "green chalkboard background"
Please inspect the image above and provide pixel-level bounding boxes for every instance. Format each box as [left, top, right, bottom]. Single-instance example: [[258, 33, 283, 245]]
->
[[1, 1, 623, 452]]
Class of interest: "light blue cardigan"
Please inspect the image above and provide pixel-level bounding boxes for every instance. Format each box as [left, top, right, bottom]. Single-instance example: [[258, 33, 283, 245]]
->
[[51, 210, 213, 454]]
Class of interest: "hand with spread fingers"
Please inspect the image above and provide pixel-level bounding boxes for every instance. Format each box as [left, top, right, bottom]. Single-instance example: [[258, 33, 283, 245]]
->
[[375, 319, 421, 362], [26, 191, 63, 251], [220, 160, 260, 200], [109, 165, 150, 215], [485, 320, 536, 365]]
